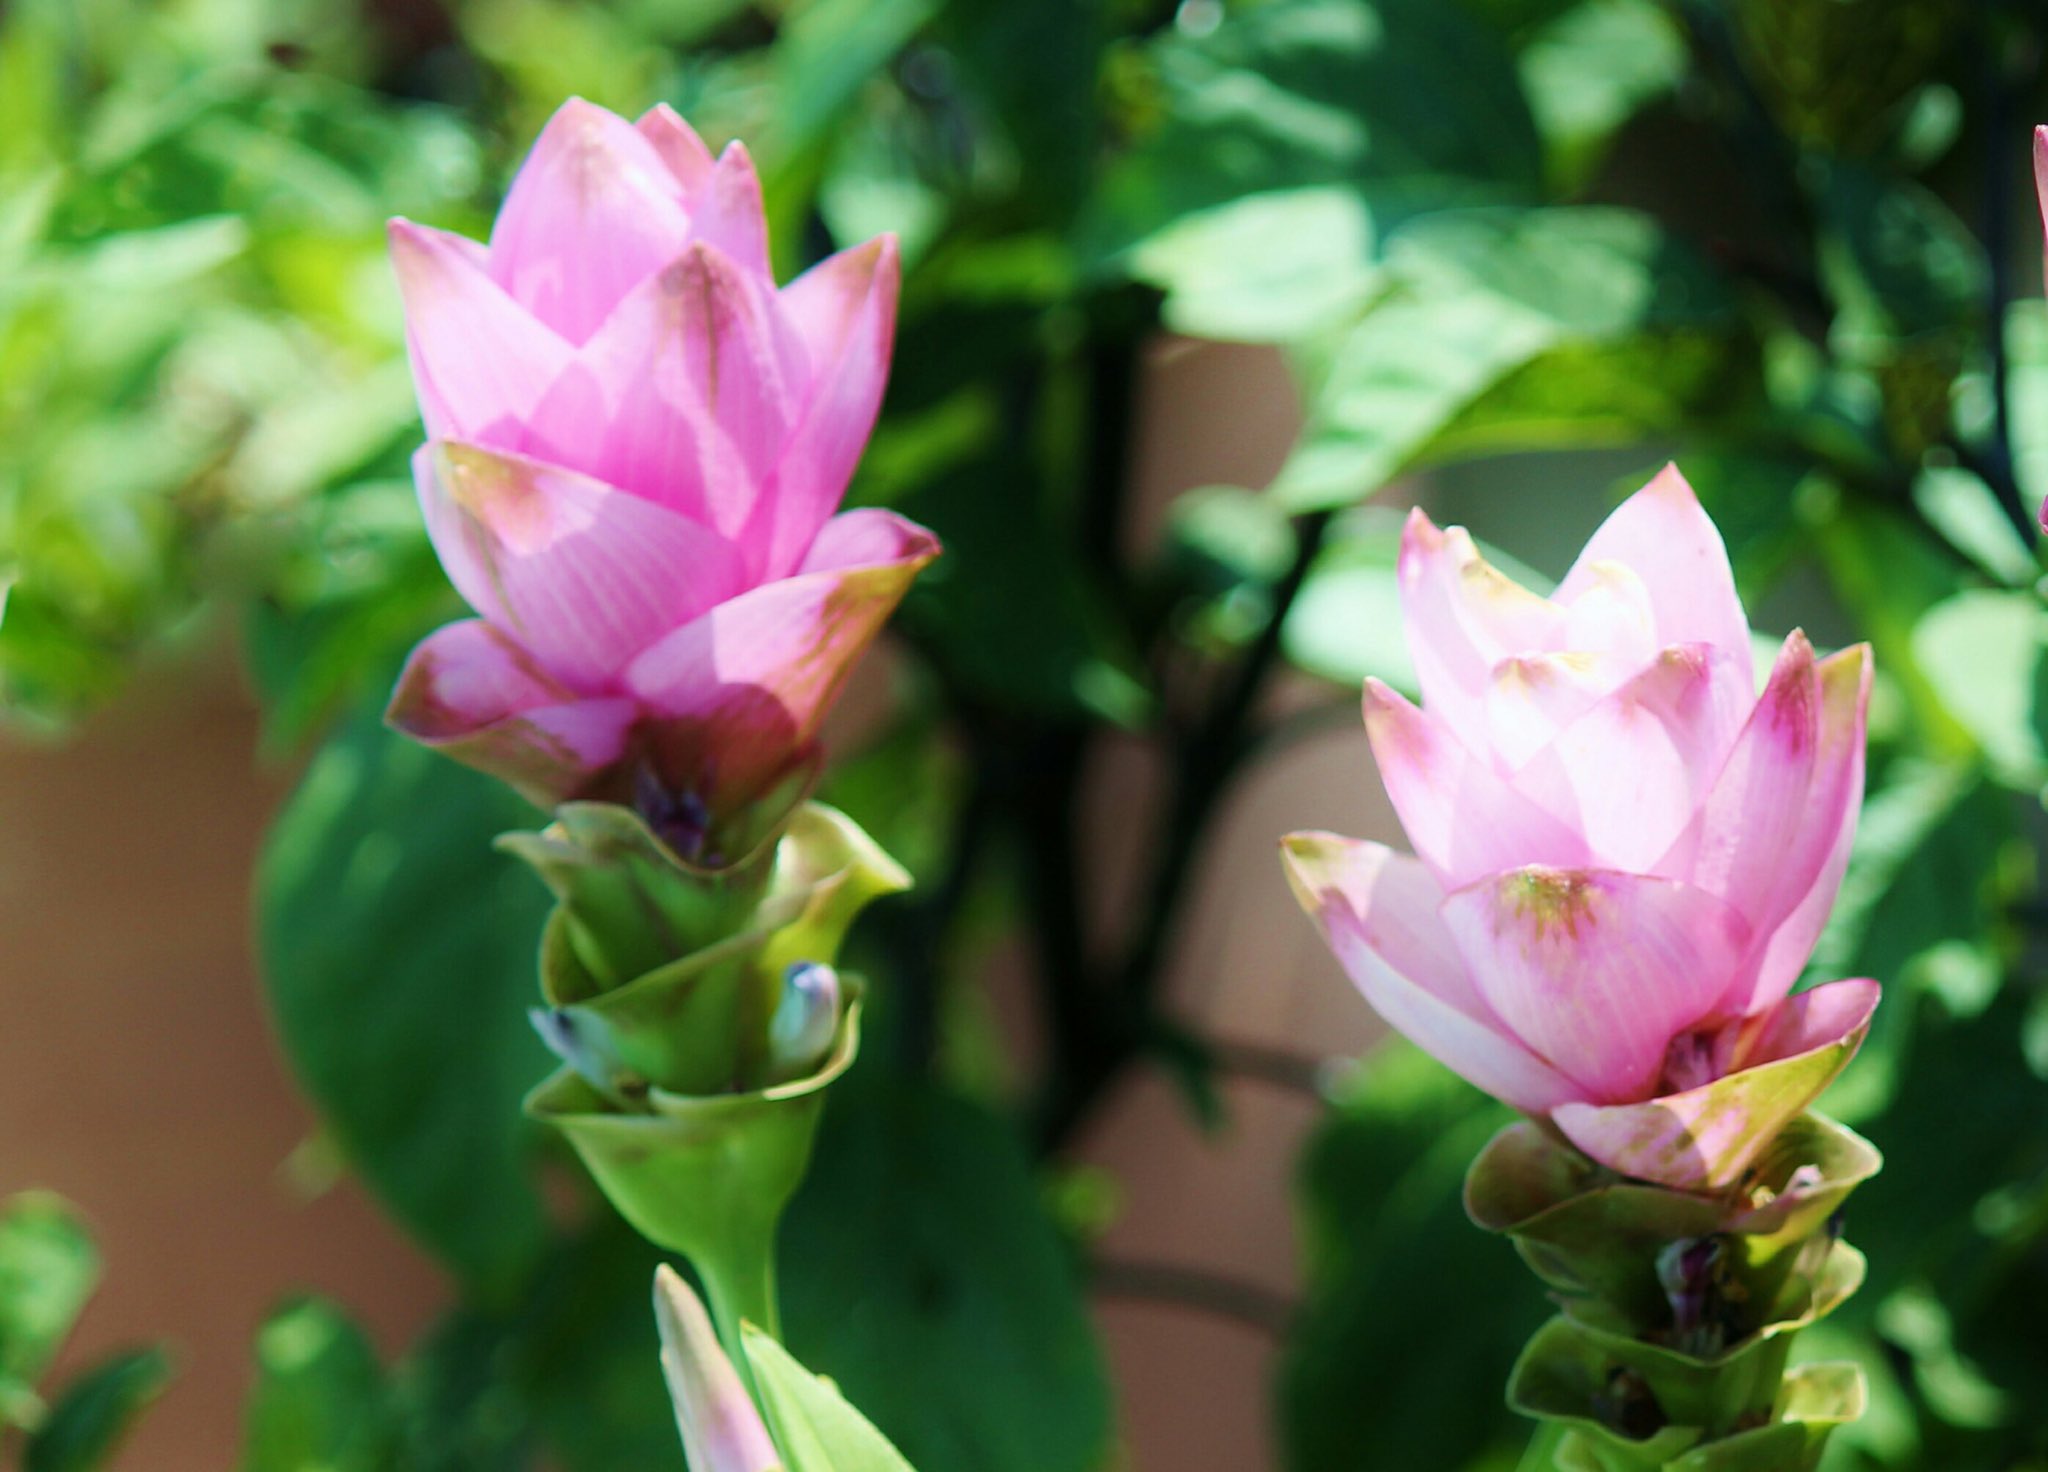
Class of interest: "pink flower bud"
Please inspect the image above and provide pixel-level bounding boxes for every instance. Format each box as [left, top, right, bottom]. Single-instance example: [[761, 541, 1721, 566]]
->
[[1284, 466, 1878, 1188], [653, 1266, 782, 1472], [385, 99, 937, 817]]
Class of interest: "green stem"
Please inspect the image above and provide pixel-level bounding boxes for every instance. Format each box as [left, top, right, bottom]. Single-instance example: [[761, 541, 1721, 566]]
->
[[697, 1222, 782, 1362]]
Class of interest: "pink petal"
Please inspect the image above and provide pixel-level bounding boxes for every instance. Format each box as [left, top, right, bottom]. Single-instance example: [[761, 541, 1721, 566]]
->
[[1551, 976, 1877, 1190], [2035, 126, 2048, 293], [1281, 833, 1579, 1113], [1515, 644, 1752, 871], [636, 104, 716, 193], [416, 441, 747, 690], [1362, 678, 1589, 890], [526, 243, 798, 544], [386, 619, 639, 806], [1558, 560, 1658, 668], [387, 219, 571, 443], [745, 235, 902, 580], [1440, 867, 1750, 1105], [1662, 634, 1826, 945], [1725, 644, 1872, 1015], [1556, 464, 1752, 676], [487, 98, 694, 345], [622, 521, 938, 811], [798, 506, 939, 574], [1481, 650, 1633, 769], [653, 1266, 781, 1472], [1398, 510, 1568, 734], [1727, 976, 1881, 1072], [687, 142, 773, 282]]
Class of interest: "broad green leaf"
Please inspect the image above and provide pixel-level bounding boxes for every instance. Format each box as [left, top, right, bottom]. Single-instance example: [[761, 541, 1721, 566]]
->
[[0, 1194, 99, 1425], [23, 1348, 172, 1472], [1911, 591, 2048, 791], [1089, 0, 1541, 260], [1281, 507, 1417, 693], [1281, 1043, 1538, 1472], [746, 1327, 918, 1472], [1387, 207, 1728, 336], [240, 1299, 391, 1472], [1271, 288, 1559, 509], [1518, 0, 1685, 187], [781, 1075, 1109, 1472], [1129, 188, 1381, 342], [1815, 162, 1985, 344], [257, 703, 553, 1295]]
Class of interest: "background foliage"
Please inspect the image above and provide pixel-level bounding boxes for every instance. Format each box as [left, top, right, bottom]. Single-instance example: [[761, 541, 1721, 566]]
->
[[3, 0, 2046, 1468]]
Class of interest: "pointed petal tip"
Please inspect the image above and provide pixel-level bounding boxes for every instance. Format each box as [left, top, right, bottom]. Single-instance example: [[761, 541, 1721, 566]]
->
[[1642, 460, 1697, 503]]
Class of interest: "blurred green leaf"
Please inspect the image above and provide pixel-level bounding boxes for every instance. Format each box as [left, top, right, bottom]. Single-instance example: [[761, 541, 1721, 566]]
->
[[1089, 0, 1541, 263], [782, 1073, 1110, 1472], [1517, 0, 1684, 187], [0, 1194, 100, 1429], [1282, 1043, 1539, 1472], [1271, 207, 1727, 508], [1272, 288, 1558, 509], [1816, 163, 1985, 345], [256, 703, 553, 1296], [23, 1348, 172, 1472], [1129, 187, 1381, 342], [1282, 507, 1416, 693], [241, 1298, 392, 1472], [1911, 591, 2048, 791]]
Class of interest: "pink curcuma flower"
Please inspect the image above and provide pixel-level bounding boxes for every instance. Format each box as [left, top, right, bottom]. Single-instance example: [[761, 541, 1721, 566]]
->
[[384, 98, 937, 822], [1283, 466, 1878, 1190]]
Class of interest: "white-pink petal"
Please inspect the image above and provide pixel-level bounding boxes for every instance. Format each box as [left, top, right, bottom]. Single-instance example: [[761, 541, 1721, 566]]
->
[[653, 1266, 782, 1472], [1280, 834, 1579, 1114], [1556, 464, 1752, 675], [1398, 510, 1568, 735], [1722, 644, 1872, 1015], [1363, 678, 1589, 890], [1653, 633, 1825, 945], [1440, 867, 1750, 1105], [1516, 644, 1752, 871]]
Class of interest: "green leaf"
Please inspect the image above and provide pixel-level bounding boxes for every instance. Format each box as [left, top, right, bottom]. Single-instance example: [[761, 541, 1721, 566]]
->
[[1815, 161, 1986, 344], [256, 702, 553, 1296], [0, 1194, 100, 1426], [1517, 0, 1685, 188], [1281, 1043, 1539, 1472], [1271, 287, 1559, 509], [23, 1348, 172, 1472], [1911, 591, 2048, 791], [745, 1327, 919, 1472], [1128, 187, 1381, 342], [781, 1074, 1109, 1472], [1089, 0, 1541, 262], [1268, 206, 1738, 507], [240, 1299, 391, 1472]]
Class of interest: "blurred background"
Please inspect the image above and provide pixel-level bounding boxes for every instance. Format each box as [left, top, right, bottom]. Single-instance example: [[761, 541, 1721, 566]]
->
[[2, 1, 2046, 1469]]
